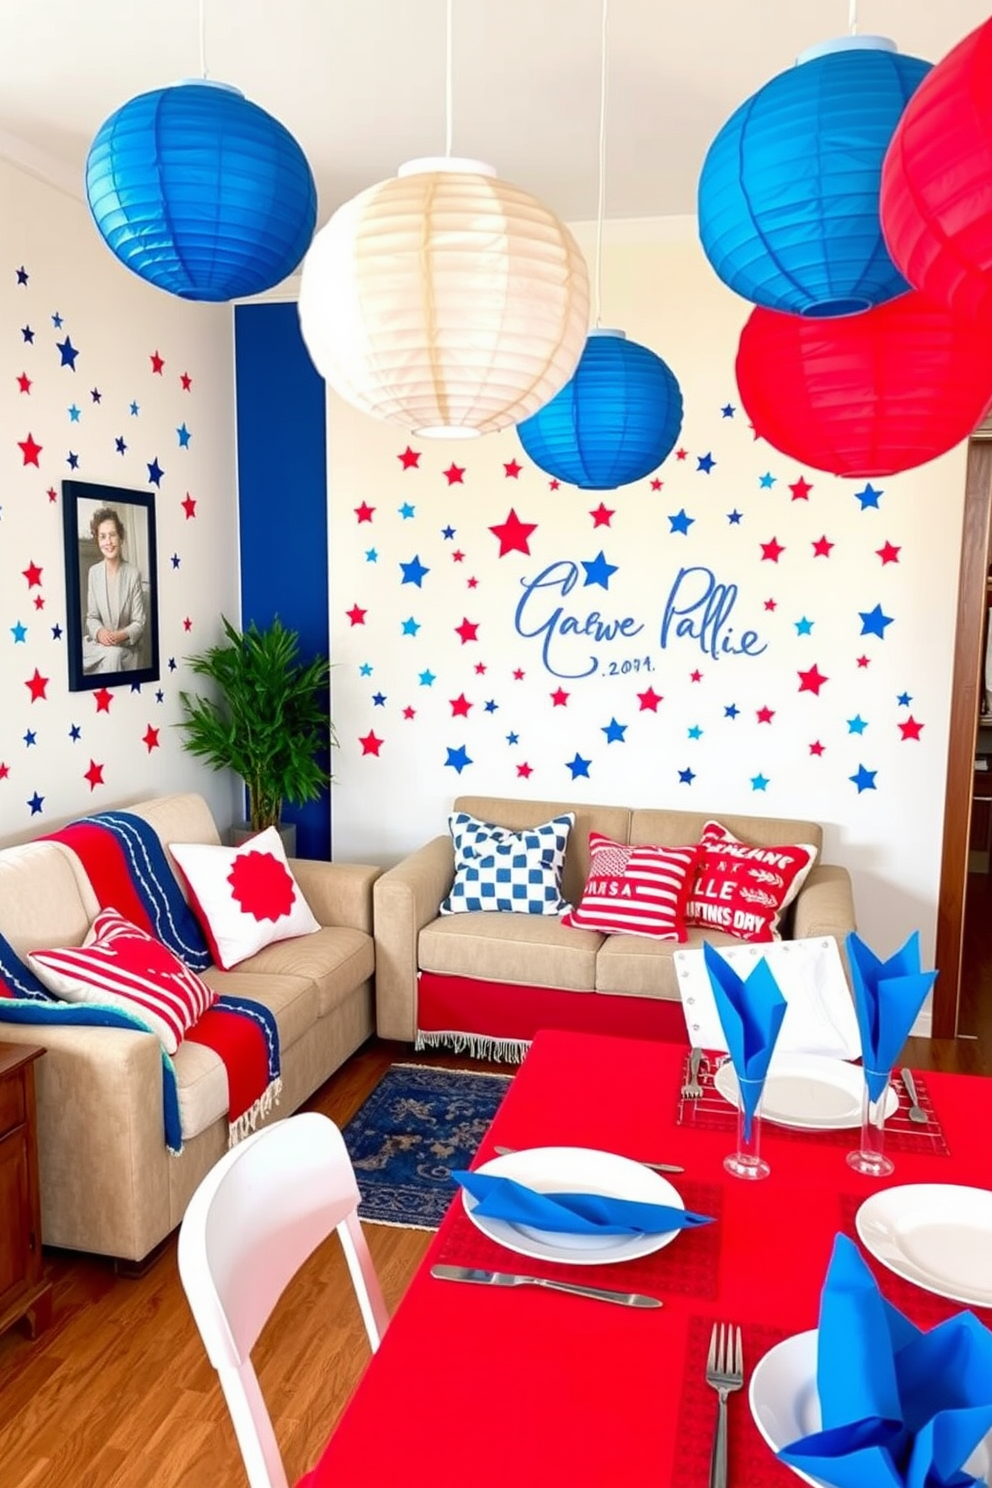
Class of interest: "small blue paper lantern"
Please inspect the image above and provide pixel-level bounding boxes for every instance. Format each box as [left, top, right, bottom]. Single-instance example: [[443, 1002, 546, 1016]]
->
[[516, 329, 683, 490], [698, 36, 931, 317], [86, 80, 317, 302]]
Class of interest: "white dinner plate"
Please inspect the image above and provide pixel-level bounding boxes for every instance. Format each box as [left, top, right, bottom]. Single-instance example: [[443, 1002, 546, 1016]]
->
[[749, 1329, 992, 1487], [713, 1054, 898, 1130], [462, 1146, 685, 1266], [856, 1184, 992, 1308]]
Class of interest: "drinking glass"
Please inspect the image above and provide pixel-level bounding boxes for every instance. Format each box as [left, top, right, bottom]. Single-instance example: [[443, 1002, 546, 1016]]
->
[[846, 1069, 895, 1177], [724, 1075, 770, 1180]]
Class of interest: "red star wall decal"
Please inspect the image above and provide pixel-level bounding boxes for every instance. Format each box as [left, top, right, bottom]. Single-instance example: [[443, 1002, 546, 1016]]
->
[[876, 541, 901, 565], [550, 688, 570, 706], [503, 460, 522, 478], [25, 669, 48, 702], [789, 476, 812, 501], [94, 688, 113, 713], [637, 687, 663, 711], [466, 576, 479, 588], [809, 740, 825, 756], [856, 655, 871, 669], [690, 670, 703, 683], [489, 508, 537, 556], [548, 479, 560, 490], [358, 731, 383, 756], [798, 664, 828, 695], [180, 372, 192, 390], [142, 726, 160, 752], [17, 373, 31, 393], [590, 503, 614, 527], [84, 759, 105, 791], [764, 598, 777, 611], [760, 537, 785, 562], [452, 550, 465, 562], [811, 535, 834, 558], [650, 478, 663, 490], [450, 693, 472, 717], [22, 561, 42, 587], [402, 706, 416, 720], [455, 618, 479, 644], [675, 447, 688, 460], [150, 350, 165, 374], [181, 493, 197, 519], [398, 446, 420, 470], [513, 668, 525, 680], [443, 462, 465, 485], [756, 705, 775, 723], [899, 716, 924, 741], [18, 433, 42, 466], [345, 604, 367, 626], [47, 488, 57, 503], [33, 595, 44, 611], [183, 617, 192, 632], [517, 762, 533, 778], [0, 762, 9, 780], [354, 502, 375, 522], [474, 662, 487, 675]]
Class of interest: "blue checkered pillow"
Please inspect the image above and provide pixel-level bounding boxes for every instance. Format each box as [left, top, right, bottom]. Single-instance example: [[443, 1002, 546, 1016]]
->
[[440, 811, 574, 916]]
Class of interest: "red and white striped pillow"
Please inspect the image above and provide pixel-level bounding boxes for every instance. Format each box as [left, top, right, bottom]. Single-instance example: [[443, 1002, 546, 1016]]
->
[[28, 908, 216, 1053], [561, 833, 701, 940]]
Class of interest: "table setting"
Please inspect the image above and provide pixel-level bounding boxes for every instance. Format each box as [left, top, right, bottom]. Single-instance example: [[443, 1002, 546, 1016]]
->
[[298, 930, 992, 1488]]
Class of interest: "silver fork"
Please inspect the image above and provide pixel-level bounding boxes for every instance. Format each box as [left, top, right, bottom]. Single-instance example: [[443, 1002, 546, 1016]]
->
[[705, 1322, 744, 1488], [681, 1046, 706, 1099]]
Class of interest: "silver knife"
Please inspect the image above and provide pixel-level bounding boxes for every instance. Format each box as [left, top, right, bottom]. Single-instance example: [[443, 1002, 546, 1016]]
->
[[492, 1143, 684, 1174], [430, 1263, 663, 1308]]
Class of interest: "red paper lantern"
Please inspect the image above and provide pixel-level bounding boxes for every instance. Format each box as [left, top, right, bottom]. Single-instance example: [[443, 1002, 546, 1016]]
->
[[881, 15, 992, 325], [735, 293, 992, 477]]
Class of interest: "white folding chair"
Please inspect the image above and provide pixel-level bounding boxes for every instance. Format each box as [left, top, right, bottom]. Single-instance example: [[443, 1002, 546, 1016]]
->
[[177, 1112, 389, 1488]]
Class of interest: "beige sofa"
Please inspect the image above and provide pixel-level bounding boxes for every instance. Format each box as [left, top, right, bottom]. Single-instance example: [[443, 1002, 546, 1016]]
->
[[0, 793, 379, 1268], [374, 794, 855, 1050]]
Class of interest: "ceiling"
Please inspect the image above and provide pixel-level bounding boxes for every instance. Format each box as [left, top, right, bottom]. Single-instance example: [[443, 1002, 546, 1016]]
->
[[1, 1, 990, 224]]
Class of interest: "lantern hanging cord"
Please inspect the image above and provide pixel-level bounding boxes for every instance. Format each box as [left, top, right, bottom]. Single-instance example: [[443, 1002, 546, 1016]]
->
[[199, 0, 209, 78], [444, 0, 453, 156], [593, 0, 609, 327], [848, 0, 858, 35]]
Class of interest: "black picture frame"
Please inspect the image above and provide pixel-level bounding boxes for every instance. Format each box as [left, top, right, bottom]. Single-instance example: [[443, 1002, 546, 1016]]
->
[[62, 479, 160, 692]]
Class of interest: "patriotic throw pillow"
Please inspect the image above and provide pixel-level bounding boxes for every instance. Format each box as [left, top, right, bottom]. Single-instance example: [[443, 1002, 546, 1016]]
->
[[440, 812, 574, 916], [28, 909, 216, 1053], [561, 833, 701, 940], [685, 821, 817, 943], [168, 827, 320, 970]]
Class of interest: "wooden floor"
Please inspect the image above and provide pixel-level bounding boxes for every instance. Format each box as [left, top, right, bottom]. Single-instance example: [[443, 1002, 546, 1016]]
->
[[0, 1027, 988, 1488]]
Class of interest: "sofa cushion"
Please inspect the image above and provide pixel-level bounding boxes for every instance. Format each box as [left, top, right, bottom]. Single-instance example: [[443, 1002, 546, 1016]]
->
[[595, 924, 741, 1000], [420, 913, 602, 991], [235, 926, 374, 1019], [453, 796, 631, 908], [440, 811, 574, 916], [29, 908, 217, 1053], [685, 821, 817, 943], [561, 833, 700, 940], [200, 966, 319, 1056]]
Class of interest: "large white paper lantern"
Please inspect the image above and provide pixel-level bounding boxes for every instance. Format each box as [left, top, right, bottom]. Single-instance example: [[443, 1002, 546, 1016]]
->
[[297, 157, 590, 437]]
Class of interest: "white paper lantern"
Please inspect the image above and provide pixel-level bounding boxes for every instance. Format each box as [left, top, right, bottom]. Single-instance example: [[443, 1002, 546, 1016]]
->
[[297, 157, 590, 437]]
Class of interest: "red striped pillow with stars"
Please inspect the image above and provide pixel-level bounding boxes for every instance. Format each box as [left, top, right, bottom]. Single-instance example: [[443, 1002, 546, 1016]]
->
[[561, 833, 701, 940], [27, 908, 216, 1053]]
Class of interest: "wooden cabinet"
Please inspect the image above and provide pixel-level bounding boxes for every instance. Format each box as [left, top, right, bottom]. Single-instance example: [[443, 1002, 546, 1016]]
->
[[0, 1044, 52, 1340]]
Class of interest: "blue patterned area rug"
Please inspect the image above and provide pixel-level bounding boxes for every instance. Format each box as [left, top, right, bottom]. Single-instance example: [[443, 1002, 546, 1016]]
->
[[344, 1062, 513, 1230]]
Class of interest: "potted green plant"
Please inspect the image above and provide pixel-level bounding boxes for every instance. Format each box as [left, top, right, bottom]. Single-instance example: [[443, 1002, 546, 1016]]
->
[[177, 616, 335, 848]]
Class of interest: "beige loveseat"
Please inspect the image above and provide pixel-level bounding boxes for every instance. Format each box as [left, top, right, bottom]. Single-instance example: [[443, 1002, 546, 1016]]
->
[[0, 793, 379, 1267], [374, 794, 855, 1051]]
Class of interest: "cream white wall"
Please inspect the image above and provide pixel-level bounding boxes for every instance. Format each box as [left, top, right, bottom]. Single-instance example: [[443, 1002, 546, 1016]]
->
[[327, 217, 966, 966], [0, 158, 242, 845]]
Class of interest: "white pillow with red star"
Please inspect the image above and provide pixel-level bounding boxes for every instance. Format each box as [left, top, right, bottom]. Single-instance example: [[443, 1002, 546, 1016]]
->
[[168, 828, 320, 970]]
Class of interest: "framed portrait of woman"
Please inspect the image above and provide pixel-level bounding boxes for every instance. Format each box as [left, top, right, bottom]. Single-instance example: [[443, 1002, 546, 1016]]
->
[[62, 479, 160, 692]]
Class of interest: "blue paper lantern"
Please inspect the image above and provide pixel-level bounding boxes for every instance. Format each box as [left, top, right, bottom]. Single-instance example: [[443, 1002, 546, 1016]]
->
[[698, 36, 931, 317], [516, 329, 683, 490], [86, 80, 317, 302]]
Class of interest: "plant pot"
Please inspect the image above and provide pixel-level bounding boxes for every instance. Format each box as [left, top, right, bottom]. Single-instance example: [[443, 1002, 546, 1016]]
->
[[230, 821, 297, 857]]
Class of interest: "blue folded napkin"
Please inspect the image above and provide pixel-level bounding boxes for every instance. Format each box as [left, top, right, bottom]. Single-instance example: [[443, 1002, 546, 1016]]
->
[[452, 1171, 714, 1236], [702, 942, 788, 1140], [779, 1234, 992, 1488], [846, 932, 939, 1103]]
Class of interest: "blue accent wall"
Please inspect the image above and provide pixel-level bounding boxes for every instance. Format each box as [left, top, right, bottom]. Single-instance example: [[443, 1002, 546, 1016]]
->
[[234, 302, 330, 859]]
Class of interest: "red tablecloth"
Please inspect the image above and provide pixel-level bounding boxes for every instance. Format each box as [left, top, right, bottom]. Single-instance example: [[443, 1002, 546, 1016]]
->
[[299, 1031, 992, 1488]]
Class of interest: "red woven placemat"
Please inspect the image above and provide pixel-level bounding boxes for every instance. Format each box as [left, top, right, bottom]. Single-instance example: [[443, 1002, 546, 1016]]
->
[[838, 1191, 992, 1330], [675, 1315, 796, 1487], [433, 1179, 724, 1300], [675, 1053, 950, 1156]]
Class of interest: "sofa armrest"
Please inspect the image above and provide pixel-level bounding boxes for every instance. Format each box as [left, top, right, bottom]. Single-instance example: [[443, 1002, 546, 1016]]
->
[[288, 858, 381, 934], [373, 836, 455, 1042], [792, 863, 856, 950]]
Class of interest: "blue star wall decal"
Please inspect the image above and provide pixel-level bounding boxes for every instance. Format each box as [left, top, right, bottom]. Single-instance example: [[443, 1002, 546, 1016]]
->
[[896, 691, 912, 707], [445, 745, 473, 773], [759, 472, 776, 488], [23, 730, 37, 747], [68, 724, 81, 741], [398, 503, 415, 519], [602, 718, 627, 743], [669, 509, 694, 535], [155, 689, 164, 703], [697, 453, 716, 473], [721, 403, 735, 418], [168, 657, 177, 671], [52, 311, 63, 327], [795, 617, 813, 635], [68, 404, 80, 422], [687, 724, 703, 739], [90, 387, 101, 403], [401, 617, 421, 636], [147, 457, 164, 485], [400, 555, 430, 586], [171, 554, 180, 569], [130, 400, 140, 415], [859, 604, 893, 639], [442, 526, 456, 539], [484, 700, 498, 713], [727, 510, 743, 524], [11, 621, 27, 642], [724, 703, 739, 719], [855, 482, 883, 509], [850, 764, 877, 793], [27, 792, 44, 815], [115, 436, 127, 455], [847, 715, 868, 734], [418, 669, 436, 686], [751, 773, 769, 790], [359, 662, 373, 676], [130, 680, 142, 694], [176, 423, 191, 448], [16, 266, 28, 284], [21, 325, 34, 342], [566, 753, 591, 779], [66, 451, 79, 468], [56, 335, 78, 368], [51, 623, 62, 639], [365, 548, 378, 562], [372, 692, 386, 706], [678, 767, 696, 784], [581, 551, 618, 589]]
